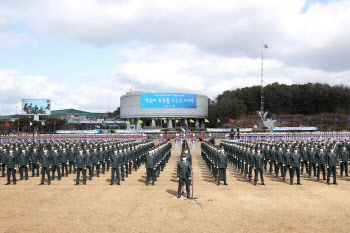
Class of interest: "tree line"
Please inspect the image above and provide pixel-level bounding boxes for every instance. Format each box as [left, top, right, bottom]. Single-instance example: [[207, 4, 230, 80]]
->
[[207, 82, 350, 128]]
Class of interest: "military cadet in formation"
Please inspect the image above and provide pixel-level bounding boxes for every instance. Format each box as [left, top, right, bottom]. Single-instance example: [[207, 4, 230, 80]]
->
[[339, 144, 349, 177], [68, 146, 76, 174], [290, 147, 302, 185], [31, 147, 40, 177], [6, 149, 17, 185], [92, 147, 100, 177], [217, 146, 228, 185], [0, 145, 7, 177], [86, 147, 94, 180], [18, 147, 29, 180], [110, 148, 121, 185], [120, 147, 126, 181], [327, 146, 338, 185], [177, 154, 191, 199], [254, 148, 265, 185], [145, 148, 155, 185], [308, 145, 317, 177], [317, 146, 327, 181], [268, 144, 276, 175], [75, 149, 87, 185], [51, 147, 61, 180], [60, 146, 69, 177], [275, 145, 283, 177], [39, 147, 52, 185]]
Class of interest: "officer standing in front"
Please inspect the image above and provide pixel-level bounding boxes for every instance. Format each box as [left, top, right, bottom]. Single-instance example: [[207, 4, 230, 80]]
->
[[177, 154, 191, 199]]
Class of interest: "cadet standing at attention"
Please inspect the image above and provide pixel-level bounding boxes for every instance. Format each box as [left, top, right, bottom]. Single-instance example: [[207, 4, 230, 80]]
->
[[217, 146, 228, 185], [177, 154, 191, 199]]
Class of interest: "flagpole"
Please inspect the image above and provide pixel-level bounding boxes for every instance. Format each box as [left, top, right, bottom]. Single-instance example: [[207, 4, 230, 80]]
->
[[260, 41, 264, 116]]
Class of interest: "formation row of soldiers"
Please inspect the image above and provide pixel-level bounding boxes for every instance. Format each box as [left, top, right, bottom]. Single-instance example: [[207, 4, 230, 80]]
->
[[201, 141, 229, 185], [0, 140, 154, 185], [220, 140, 350, 185], [144, 141, 172, 185]]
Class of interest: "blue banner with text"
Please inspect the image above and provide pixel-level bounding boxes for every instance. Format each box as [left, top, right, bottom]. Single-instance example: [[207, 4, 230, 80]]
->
[[140, 93, 197, 109]]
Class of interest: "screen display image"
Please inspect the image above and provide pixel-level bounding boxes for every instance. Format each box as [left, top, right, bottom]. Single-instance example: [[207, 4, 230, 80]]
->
[[140, 93, 197, 109], [22, 99, 51, 115]]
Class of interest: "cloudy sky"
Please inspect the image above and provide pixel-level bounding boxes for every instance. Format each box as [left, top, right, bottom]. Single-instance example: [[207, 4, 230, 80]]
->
[[1, 0, 349, 115]]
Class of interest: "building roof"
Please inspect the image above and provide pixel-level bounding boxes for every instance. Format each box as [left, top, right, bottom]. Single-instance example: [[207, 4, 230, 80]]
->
[[51, 109, 90, 115], [86, 112, 110, 118], [0, 114, 27, 120]]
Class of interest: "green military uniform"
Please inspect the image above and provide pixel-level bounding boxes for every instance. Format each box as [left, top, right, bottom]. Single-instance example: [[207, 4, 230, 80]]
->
[[75, 149, 87, 185], [18, 148, 29, 180], [6, 149, 17, 185], [339, 145, 349, 177], [217, 147, 228, 185], [51, 148, 61, 180], [254, 148, 265, 185], [39, 149, 52, 185], [177, 154, 191, 198], [145, 149, 154, 185], [290, 148, 302, 185], [31, 147, 40, 177], [327, 148, 338, 185], [110, 148, 121, 185], [60, 148, 69, 177]]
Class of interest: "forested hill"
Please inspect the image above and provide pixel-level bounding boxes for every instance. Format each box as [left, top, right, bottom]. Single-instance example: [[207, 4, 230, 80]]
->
[[208, 83, 350, 129]]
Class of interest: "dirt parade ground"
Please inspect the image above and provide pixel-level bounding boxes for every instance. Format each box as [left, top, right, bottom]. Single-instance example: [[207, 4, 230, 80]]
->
[[1, 139, 350, 233]]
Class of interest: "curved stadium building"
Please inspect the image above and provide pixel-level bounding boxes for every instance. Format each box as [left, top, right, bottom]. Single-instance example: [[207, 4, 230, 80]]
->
[[120, 91, 208, 129]]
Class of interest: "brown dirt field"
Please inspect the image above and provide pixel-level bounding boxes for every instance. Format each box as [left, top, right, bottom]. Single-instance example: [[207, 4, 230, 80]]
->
[[1, 140, 350, 233]]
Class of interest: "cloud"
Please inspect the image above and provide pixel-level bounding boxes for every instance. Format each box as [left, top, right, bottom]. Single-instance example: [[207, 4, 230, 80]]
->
[[111, 43, 350, 99], [0, 69, 125, 115], [2, 0, 350, 72]]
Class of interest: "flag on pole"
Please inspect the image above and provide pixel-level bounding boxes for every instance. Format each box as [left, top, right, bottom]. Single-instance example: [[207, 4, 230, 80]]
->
[[164, 119, 167, 123], [264, 44, 269, 49], [229, 118, 234, 123], [321, 117, 324, 122], [190, 119, 195, 123], [18, 122, 20, 126], [139, 120, 143, 124], [42, 122, 45, 125], [335, 116, 339, 122], [78, 121, 81, 125], [126, 121, 130, 125], [293, 117, 296, 121], [114, 121, 118, 124], [217, 118, 221, 123], [252, 119, 254, 124], [54, 122, 56, 126], [30, 122, 32, 126], [348, 116, 350, 120], [152, 120, 155, 124], [308, 117, 312, 121], [277, 117, 280, 122], [205, 119, 209, 123], [66, 121, 69, 125], [90, 121, 93, 125], [175, 120, 178, 123], [6, 122, 9, 127]]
